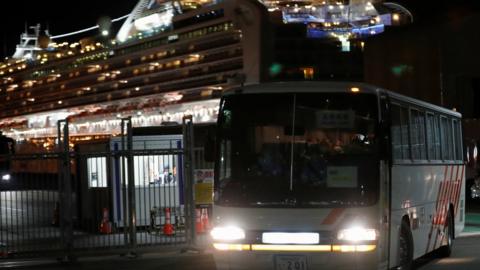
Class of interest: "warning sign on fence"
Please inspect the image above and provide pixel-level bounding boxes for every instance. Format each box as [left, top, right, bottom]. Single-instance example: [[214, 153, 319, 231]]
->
[[195, 169, 214, 205]]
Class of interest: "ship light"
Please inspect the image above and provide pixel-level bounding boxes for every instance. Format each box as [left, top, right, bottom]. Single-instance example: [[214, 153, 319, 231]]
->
[[2, 174, 11, 181], [134, 12, 173, 31]]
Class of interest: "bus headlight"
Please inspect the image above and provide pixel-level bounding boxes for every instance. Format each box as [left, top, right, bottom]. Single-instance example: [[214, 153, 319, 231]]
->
[[1, 174, 11, 181], [211, 226, 245, 241], [337, 227, 377, 242]]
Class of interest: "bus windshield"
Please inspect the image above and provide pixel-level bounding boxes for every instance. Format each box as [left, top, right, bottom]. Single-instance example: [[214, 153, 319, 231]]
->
[[215, 92, 380, 208]]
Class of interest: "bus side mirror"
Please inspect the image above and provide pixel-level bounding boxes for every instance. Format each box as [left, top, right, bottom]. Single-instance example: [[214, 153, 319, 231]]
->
[[204, 135, 215, 162]]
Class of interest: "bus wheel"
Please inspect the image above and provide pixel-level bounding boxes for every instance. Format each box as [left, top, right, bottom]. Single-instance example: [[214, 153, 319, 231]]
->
[[438, 210, 453, 258], [397, 220, 414, 270]]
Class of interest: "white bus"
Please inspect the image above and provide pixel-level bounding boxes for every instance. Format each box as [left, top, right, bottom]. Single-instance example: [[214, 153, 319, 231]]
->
[[210, 82, 465, 270]]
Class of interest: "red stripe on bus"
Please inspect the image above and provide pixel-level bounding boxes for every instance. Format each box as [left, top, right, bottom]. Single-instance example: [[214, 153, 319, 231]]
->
[[437, 166, 451, 225], [437, 165, 449, 224], [441, 166, 454, 225], [434, 165, 455, 250], [438, 164, 458, 248], [454, 165, 465, 217], [447, 166, 459, 212], [426, 165, 449, 253], [438, 165, 459, 248], [446, 166, 457, 220], [321, 208, 345, 225], [434, 181, 445, 225], [451, 165, 460, 217]]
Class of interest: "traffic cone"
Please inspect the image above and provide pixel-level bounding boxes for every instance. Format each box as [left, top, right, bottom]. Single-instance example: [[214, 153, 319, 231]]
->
[[99, 208, 112, 234], [195, 208, 205, 234], [201, 208, 210, 231], [163, 207, 175, 236], [51, 201, 59, 227]]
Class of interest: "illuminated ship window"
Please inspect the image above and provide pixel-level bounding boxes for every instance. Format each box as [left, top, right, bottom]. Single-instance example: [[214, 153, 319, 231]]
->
[[157, 51, 167, 58], [301, 67, 315, 80]]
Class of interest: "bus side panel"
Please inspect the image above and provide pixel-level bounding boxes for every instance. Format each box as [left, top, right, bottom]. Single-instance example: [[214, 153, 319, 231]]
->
[[389, 164, 462, 266], [455, 165, 466, 237], [389, 207, 403, 268]]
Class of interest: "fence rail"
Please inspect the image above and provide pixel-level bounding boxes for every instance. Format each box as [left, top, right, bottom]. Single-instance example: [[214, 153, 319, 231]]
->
[[0, 118, 210, 260]]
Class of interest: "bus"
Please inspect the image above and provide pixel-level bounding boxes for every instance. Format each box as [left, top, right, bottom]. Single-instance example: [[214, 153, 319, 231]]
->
[[209, 82, 465, 270]]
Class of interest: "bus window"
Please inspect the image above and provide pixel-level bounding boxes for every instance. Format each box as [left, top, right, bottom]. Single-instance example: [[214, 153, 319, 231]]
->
[[216, 92, 379, 208], [453, 119, 462, 161], [410, 109, 426, 160], [440, 116, 453, 160], [391, 104, 403, 161], [400, 107, 410, 160], [426, 113, 441, 160]]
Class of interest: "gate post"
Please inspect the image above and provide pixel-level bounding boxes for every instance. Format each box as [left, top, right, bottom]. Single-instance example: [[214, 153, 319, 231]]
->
[[120, 119, 128, 248], [57, 120, 74, 262], [122, 117, 137, 256], [182, 116, 196, 247]]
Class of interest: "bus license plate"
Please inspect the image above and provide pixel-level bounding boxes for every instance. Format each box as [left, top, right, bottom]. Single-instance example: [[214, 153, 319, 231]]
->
[[275, 255, 307, 270]]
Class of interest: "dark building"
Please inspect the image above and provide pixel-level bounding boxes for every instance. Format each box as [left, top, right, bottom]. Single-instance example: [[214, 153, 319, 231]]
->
[[364, 7, 480, 177]]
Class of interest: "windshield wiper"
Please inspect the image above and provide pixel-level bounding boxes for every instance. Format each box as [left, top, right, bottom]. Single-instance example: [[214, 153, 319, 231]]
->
[[303, 201, 334, 206], [304, 200, 365, 206], [250, 201, 297, 207]]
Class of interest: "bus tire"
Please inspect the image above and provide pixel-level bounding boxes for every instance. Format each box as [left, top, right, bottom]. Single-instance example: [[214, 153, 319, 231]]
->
[[397, 219, 414, 270], [438, 209, 453, 258]]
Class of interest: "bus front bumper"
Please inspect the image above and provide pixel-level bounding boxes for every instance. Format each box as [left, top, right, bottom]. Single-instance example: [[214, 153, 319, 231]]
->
[[212, 244, 379, 270]]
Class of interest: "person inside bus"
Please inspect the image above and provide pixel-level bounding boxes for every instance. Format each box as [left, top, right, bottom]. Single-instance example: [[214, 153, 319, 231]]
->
[[344, 132, 375, 154], [319, 131, 345, 155], [257, 143, 287, 177], [299, 132, 327, 186]]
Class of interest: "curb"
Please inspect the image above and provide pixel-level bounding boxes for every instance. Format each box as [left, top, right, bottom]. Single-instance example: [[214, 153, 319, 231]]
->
[[458, 231, 480, 238], [0, 259, 56, 269], [0, 246, 213, 269]]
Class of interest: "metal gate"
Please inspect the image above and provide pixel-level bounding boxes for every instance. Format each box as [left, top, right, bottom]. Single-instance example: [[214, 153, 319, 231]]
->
[[0, 117, 202, 259]]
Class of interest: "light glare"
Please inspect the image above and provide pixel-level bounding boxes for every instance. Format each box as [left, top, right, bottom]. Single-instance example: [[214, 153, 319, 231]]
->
[[351, 87, 360, 93], [262, 232, 319, 244], [337, 227, 377, 242], [211, 226, 245, 241]]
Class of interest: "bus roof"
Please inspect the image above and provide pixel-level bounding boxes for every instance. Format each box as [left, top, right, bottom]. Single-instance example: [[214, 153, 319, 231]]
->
[[225, 81, 461, 118]]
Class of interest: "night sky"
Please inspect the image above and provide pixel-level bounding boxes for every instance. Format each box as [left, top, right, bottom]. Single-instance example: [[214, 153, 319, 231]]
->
[[0, 0, 136, 59], [0, 0, 479, 59]]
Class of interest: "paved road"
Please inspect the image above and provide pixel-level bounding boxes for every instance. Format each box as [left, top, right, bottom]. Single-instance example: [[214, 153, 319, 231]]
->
[[2, 235, 479, 270], [416, 235, 480, 270], [1, 190, 479, 270]]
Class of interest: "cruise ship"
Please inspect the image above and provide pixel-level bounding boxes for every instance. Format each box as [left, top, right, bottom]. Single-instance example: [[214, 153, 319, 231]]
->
[[0, 0, 412, 149]]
